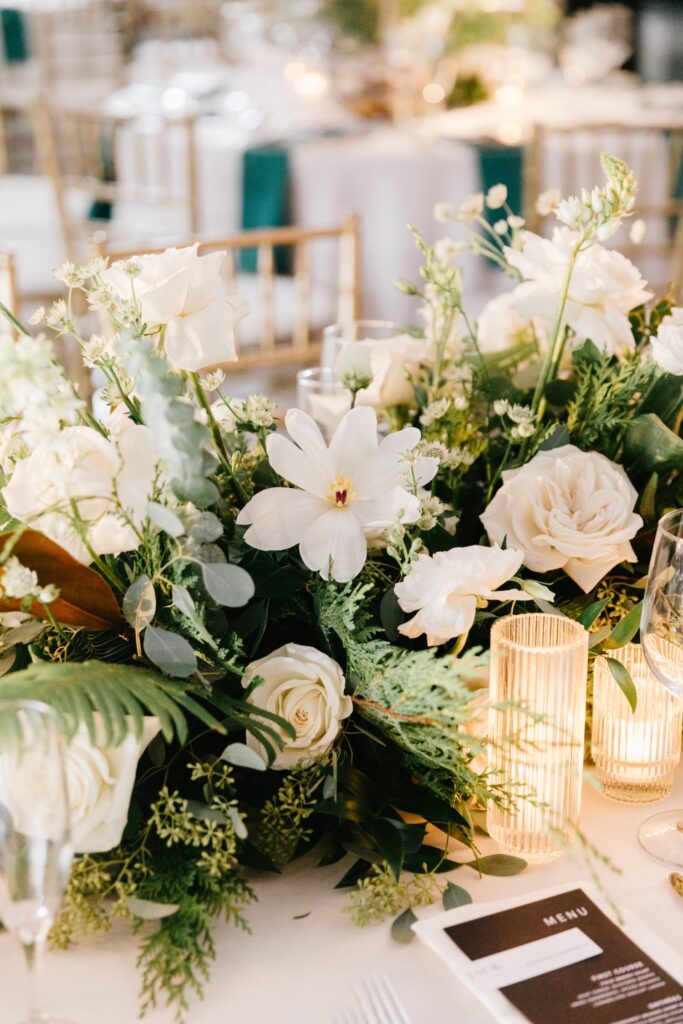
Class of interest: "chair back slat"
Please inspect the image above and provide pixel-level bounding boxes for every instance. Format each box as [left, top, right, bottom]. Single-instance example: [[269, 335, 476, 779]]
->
[[257, 244, 276, 351], [294, 238, 311, 352], [0, 252, 19, 336]]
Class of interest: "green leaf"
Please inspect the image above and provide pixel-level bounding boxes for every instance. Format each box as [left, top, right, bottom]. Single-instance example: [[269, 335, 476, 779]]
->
[[220, 741, 267, 771], [366, 818, 406, 880], [604, 656, 638, 713], [146, 502, 184, 538], [189, 512, 223, 543], [143, 626, 197, 678], [442, 882, 473, 910], [122, 575, 156, 632], [391, 907, 417, 944], [624, 414, 683, 473], [380, 589, 404, 642], [171, 583, 196, 619], [125, 897, 179, 920], [578, 598, 609, 630], [202, 562, 255, 608], [604, 602, 642, 650], [539, 423, 571, 448], [465, 854, 527, 876]]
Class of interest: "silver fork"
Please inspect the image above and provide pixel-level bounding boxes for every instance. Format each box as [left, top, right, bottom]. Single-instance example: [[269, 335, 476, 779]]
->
[[333, 974, 413, 1024]]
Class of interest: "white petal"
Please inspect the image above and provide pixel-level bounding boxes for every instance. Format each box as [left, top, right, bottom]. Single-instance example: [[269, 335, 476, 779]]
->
[[266, 434, 329, 498], [299, 507, 367, 581], [237, 489, 328, 550], [164, 298, 240, 371], [281, 409, 335, 482], [328, 406, 379, 479]]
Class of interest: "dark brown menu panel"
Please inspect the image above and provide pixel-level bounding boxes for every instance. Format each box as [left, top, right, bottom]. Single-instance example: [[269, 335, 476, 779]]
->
[[445, 889, 683, 1024]]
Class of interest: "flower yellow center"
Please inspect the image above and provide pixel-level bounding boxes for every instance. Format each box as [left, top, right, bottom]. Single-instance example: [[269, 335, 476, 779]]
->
[[327, 474, 356, 508]]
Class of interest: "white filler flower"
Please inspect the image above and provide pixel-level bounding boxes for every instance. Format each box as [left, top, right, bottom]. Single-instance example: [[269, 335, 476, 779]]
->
[[650, 308, 683, 376], [102, 244, 248, 372], [242, 643, 351, 769], [395, 545, 528, 646], [481, 444, 642, 592], [237, 407, 436, 582]]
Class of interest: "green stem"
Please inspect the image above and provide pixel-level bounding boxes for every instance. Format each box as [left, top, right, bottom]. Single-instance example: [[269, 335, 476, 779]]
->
[[485, 438, 514, 503], [191, 373, 249, 504]]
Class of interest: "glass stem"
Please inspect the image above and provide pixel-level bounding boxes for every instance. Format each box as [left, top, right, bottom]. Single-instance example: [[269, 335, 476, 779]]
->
[[23, 937, 46, 1023]]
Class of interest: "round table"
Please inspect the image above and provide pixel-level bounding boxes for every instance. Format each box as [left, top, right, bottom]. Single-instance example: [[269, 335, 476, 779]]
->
[[3, 767, 683, 1023]]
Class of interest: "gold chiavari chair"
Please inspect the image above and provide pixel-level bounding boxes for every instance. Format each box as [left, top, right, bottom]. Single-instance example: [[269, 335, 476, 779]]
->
[[33, 0, 126, 100], [523, 122, 683, 299], [32, 101, 200, 266], [93, 216, 362, 370], [0, 251, 19, 335], [139, 0, 224, 40]]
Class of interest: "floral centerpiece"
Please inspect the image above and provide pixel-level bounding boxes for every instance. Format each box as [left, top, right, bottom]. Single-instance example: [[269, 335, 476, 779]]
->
[[0, 154, 681, 1019]]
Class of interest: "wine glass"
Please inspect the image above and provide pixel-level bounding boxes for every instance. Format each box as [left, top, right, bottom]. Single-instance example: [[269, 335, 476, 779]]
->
[[0, 700, 75, 1023], [638, 509, 683, 865]]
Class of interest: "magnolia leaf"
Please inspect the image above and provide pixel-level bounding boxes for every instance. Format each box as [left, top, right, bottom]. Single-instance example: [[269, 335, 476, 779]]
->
[[189, 512, 223, 543], [391, 907, 417, 944], [202, 562, 255, 608], [442, 882, 473, 910], [220, 741, 267, 771], [465, 854, 527, 876], [125, 897, 179, 920], [604, 602, 642, 650], [624, 414, 683, 473], [0, 530, 123, 630], [604, 656, 638, 713], [146, 502, 185, 538], [171, 583, 196, 619], [143, 626, 197, 678], [122, 576, 156, 633]]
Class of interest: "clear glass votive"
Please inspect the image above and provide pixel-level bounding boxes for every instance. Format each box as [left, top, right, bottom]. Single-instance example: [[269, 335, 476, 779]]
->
[[320, 319, 398, 368], [487, 614, 589, 864], [591, 643, 683, 804], [295, 367, 350, 440]]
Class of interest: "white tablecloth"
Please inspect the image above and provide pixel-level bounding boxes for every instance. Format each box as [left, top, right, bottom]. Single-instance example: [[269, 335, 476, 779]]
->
[[3, 768, 683, 1023]]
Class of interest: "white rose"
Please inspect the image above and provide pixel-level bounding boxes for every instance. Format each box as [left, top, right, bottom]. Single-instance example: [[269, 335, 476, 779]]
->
[[2, 716, 159, 852], [357, 335, 431, 408], [335, 342, 373, 391], [102, 244, 249, 372], [476, 291, 538, 354], [505, 228, 652, 357], [395, 544, 529, 646], [2, 424, 156, 564], [242, 643, 352, 769], [481, 444, 642, 592], [650, 308, 683, 376]]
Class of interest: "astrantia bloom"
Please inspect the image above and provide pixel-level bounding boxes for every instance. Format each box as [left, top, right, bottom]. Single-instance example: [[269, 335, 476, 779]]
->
[[650, 308, 683, 376], [395, 545, 528, 646], [504, 228, 652, 357], [236, 407, 437, 582]]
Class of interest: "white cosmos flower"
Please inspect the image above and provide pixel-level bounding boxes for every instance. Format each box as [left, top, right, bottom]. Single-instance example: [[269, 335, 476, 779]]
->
[[481, 444, 642, 592], [504, 228, 652, 357], [2, 425, 156, 564], [236, 407, 437, 582], [395, 545, 528, 646], [102, 244, 248, 373], [242, 643, 351, 769], [650, 308, 683, 376]]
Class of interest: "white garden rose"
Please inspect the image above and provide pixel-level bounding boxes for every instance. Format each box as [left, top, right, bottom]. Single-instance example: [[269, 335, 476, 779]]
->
[[242, 643, 352, 769], [481, 444, 642, 592], [395, 544, 529, 646], [357, 335, 431, 408], [2, 424, 156, 564], [476, 292, 538, 354], [102, 244, 249, 372], [650, 308, 683, 376], [504, 228, 652, 357]]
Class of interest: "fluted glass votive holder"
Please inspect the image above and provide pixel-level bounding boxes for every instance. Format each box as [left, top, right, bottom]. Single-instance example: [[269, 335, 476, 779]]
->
[[591, 643, 683, 803], [295, 367, 350, 440], [487, 614, 589, 864]]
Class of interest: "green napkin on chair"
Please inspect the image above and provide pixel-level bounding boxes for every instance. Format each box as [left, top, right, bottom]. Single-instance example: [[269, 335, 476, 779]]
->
[[477, 143, 525, 225], [1, 8, 29, 63], [240, 144, 291, 274]]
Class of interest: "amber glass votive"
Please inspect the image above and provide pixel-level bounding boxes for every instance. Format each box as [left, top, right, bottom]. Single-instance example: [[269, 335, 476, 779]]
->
[[592, 644, 683, 803], [487, 614, 589, 864]]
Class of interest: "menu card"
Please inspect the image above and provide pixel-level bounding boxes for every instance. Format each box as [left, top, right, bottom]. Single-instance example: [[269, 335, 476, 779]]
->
[[414, 884, 683, 1024]]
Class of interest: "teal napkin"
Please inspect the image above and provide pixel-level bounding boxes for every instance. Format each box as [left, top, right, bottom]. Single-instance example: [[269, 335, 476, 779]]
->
[[477, 143, 524, 225], [240, 144, 291, 274], [88, 130, 115, 222], [1, 8, 28, 63]]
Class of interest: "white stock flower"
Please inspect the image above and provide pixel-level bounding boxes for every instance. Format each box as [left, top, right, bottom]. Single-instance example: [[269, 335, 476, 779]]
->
[[242, 643, 351, 769], [0, 557, 39, 599], [504, 228, 652, 357], [395, 544, 528, 646], [102, 245, 249, 372], [3, 425, 156, 564], [536, 188, 562, 216], [486, 184, 508, 210], [434, 237, 466, 263], [237, 407, 436, 582], [650, 308, 683, 376], [0, 334, 83, 446], [481, 444, 642, 592]]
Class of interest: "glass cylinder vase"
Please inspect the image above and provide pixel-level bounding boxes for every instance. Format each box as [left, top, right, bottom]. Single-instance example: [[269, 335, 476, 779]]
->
[[295, 367, 350, 441], [487, 614, 589, 864], [591, 643, 683, 803]]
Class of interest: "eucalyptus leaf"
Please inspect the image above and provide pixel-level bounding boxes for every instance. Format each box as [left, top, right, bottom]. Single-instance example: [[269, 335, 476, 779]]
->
[[604, 656, 638, 713], [221, 741, 267, 771], [391, 907, 417, 944], [122, 576, 156, 633], [171, 583, 196, 619], [202, 562, 255, 608], [143, 626, 197, 678], [229, 805, 248, 839], [442, 882, 473, 910], [1, 621, 46, 647], [146, 502, 184, 538], [125, 897, 179, 920], [187, 800, 227, 824], [189, 512, 223, 543], [465, 854, 527, 876]]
